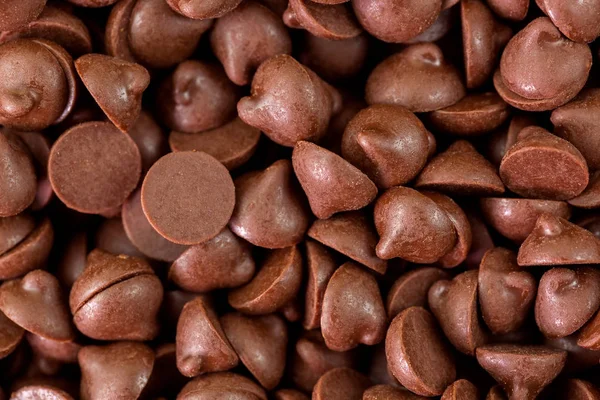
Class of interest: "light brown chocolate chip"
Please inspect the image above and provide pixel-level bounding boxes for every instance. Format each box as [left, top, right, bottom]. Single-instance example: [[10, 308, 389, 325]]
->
[[536, 0, 600, 43], [169, 228, 254, 293], [441, 380, 478, 400], [166, 0, 243, 19], [238, 54, 340, 147], [487, 0, 528, 21], [292, 141, 377, 219], [169, 118, 261, 171], [480, 198, 572, 243], [386, 307, 456, 397], [26, 332, 80, 363], [374, 187, 456, 263], [312, 367, 372, 400], [478, 248, 536, 334], [569, 172, 600, 209], [0, 131, 37, 217], [416, 140, 505, 196], [363, 384, 428, 400], [304, 240, 337, 330], [0, 269, 73, 342], [11, 385, 74, 400], [387, 267, 450, 320], [79, 342, 154, 400], [308, 211, 387, 274], [366, 43, 465, 113], [476, 345, 567, 400], [176, 296, 238, 377], [0, 213, 35, 257], [228, 246, 302, 315], [342, 104, 430, 189], [177, 372, 267, 400], [487, 114, 536, 167], [428, 270, 487, 355], [321, 262, 386, 351], [221, 313, 287, 389], [517, 214, 600, 266], [0, 218, 53, 280], [284, 0, 362, 40], [230, 159, 311, 249], [499, 126, 589, 200]]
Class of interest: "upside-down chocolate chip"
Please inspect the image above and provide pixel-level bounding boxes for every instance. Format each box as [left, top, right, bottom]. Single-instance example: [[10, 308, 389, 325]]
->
[[312, 367, 372, 400]]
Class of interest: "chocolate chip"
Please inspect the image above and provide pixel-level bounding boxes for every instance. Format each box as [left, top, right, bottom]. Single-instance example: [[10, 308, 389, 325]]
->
[[366, 43, 465, 112], [293, 140, 377, 219], [441, 380, 478, 400], [416, 140, 505, 196], [386, 307, 456, 396], [274, 389, 310, 400], [238, 55, 340, 147], [165, 0, 243, 19], [177, 372, 267, 400], [478, 247, 536, 334], [499, 126, 589, 200], [0, 0, 45, 32], [221, 312, 287, 389], [321, 262, 386, 351], [363, 384, 427, 400], [284, 0, 362, 40], [517, 214, 600, 266], [537, 0, 600, 43], [312, 367, 371, 400], [175, 296, 238, 377], [303, 240, 337, 330], [476, 344, 567, 400], [0, 218, 53, 280], [0, 309, 24, 359], [558, 379, 600, 400], [11, 385, 73, 400], [374, 187, 456, 263], [0, 132, 36, 216], [487, 0, 528, 21], [342, 104, 430, 189]]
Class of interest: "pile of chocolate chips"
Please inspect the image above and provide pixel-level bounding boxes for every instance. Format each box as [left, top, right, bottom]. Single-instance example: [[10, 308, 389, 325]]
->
[[2, 0, 600, 399]]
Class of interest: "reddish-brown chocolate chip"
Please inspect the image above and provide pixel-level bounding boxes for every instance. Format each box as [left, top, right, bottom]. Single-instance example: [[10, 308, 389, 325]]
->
[[141, 151, 235, 245], [169, 228, 254, 293], [169, 118, 260, 171], [312, 367, 372, 400], [230, 160, 310, 249], [517, 214, 600, 266], [499, 126, 589, 200], [462, 0, 512, 89], [374, 187, 456, 263], [363, 385, 427, 400], [386, 307, 456, 396], [11, 385, 73, 400], [12, 130, 52, 211], [0, 132, 36, 217], [228, 246, 302, 314], [105, 0, 212, 69], [75, 54, 149, 132], [478, 248, 536, 334], [238, 54, 340, 147], [442, 380, 478, 400], [537, 0, 600, 43], [406, 5, 454, 44], [0, 218, 53, 280], [416, 140, 505, 196], [308, 211, 387, 273], [274, 389, 309, 400], [535, 267, 600, 338], [578, 309, 600, 351], [429, 93, 510, 136], [292, 141, 377, 219], [570, 172, 600, 209], [480, 198, 572, 243], [545, 335, 600, 373], [0, 39, 69, 131], [352, 0, 441, 43], [487, 114, 536, 167], [158, 61, 239, 134], [498, 18, 591, 106], [422, 191, 472, 268], [178, 373, 267, 400], [387, 267, 449, 320], [121, 188, 187, 262], [0, 309, 24, 359], [79, 342, 154, 400], [342, 104, 430, 189], [211, 1, 291, 86], [321, 262, 386, 351], [487, 0, 528, 20], [304, 240, 337, 330], [284, 0, 362, 40], [476, 345, 567, 400], [221, 313, 287, 389], [26, 333, 80, 363], [299, 33, 368, 81], [0, 270, 73, 342], [49, 121, 141, 214], [0, 6, 92, 56], [429, 270, 487, 355], [0, 0, 45, 32], [175, 296, 238, 377], [366, 43, 465, 113], [551, 88, 600, 171], [69, 249, 162, 340], [166, 0, 243, 19]]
